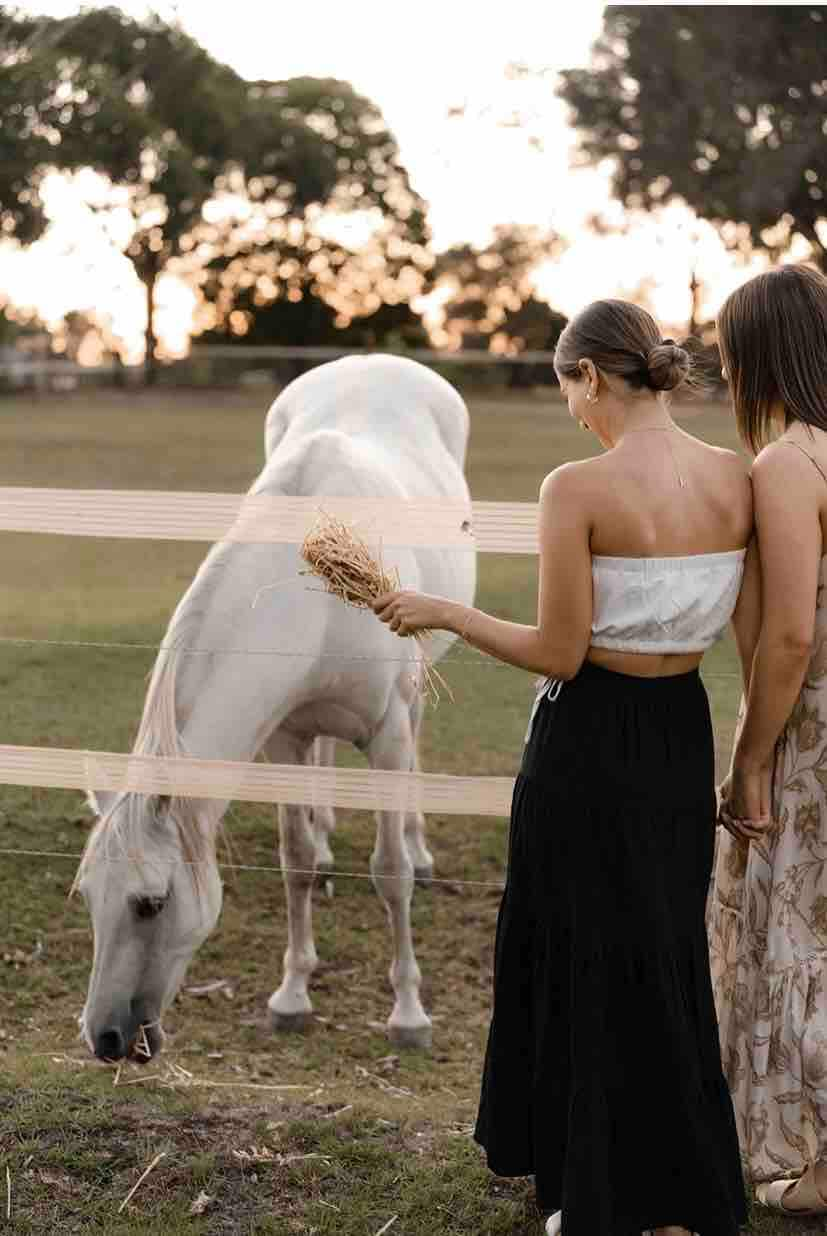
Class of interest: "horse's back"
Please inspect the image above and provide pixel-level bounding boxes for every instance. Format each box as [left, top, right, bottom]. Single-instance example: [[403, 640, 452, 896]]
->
[[255, 424, 468, 507], [264, 355, 469, 473]]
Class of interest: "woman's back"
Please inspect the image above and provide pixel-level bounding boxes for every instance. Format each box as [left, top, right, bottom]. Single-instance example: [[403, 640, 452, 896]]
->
[[477, 295, 750, 1236], [584, 428, 752, 559], [573, 429, 752, 677]]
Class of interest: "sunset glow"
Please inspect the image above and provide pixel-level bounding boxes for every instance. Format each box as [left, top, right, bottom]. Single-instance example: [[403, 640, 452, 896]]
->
[[0, 0, 778, 356]]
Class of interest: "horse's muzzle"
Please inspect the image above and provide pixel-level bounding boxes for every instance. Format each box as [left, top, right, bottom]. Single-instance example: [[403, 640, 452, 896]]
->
[[94, 1025, 127, 1061], [92, 1014, 162, 1062]]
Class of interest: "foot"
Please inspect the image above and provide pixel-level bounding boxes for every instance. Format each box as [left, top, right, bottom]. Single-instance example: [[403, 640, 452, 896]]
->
[[757, 1162, 827, 1214]]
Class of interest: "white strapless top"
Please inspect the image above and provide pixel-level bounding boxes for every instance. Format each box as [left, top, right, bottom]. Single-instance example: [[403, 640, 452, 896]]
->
[[590, 549, 746, 653]]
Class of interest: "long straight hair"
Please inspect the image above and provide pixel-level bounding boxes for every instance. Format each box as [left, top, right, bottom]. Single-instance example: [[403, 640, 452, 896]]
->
[[717, 263, 827, 453]]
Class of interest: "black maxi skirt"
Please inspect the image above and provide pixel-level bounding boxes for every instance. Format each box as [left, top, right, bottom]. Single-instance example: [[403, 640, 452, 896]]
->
[[474, 661, 747, 1235]]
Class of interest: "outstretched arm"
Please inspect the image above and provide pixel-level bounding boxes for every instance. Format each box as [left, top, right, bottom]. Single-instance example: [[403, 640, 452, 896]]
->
[[373, 464, 594, 679]]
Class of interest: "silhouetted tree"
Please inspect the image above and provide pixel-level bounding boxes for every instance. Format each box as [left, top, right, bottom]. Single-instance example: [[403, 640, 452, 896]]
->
[[435, 226, 565, 384], [0, 10, 428, 378], [199, 77, 432, 347], [559, 6, 827, 265]]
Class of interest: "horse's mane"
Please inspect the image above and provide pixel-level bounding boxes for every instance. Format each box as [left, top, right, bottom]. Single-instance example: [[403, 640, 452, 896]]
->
[[73, 564, 226, 897]]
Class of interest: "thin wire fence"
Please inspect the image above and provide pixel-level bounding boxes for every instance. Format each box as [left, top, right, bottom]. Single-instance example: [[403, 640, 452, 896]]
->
[[0, 847, 507, 890], [0, 631, 745, 674]]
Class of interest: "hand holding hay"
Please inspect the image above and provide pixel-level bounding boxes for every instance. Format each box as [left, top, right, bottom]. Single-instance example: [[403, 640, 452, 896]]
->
[[300, 514, 452, 705]]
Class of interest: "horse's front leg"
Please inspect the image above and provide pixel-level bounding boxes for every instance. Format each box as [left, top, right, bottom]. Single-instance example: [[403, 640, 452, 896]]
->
[[264, 733, 318, 1031], [367, 693, 431, 1049]]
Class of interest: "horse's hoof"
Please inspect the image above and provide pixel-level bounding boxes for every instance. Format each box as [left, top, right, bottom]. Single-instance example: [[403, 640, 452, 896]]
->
[[388, 1021, 432, 1050], [268, 1008, 313, 1033], [414, 865, 434, 886]]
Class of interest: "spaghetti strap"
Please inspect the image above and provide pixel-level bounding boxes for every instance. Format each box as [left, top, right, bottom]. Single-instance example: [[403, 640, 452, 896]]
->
[[781, 439, 827, 487]]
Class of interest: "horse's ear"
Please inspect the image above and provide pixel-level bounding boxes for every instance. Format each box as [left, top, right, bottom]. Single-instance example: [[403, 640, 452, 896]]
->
[[87, 789, 118, 819]]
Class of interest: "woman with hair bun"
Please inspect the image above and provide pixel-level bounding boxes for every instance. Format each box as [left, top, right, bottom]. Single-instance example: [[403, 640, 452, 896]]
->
[[713, 263, 827, 1217], [373, 298, 751, 1234]]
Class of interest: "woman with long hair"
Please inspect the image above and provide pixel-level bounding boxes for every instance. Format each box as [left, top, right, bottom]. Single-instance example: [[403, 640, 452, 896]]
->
[[713, 263, 827, 1217], [373, 299, 750, 1234]]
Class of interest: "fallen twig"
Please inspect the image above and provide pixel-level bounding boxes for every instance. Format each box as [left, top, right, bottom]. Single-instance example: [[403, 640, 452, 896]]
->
[[184, 978, 234, 999], [355, 1065, 415, 1099], [134, 1024, 152, 1061], [5, 1164, 11, 1222], [118, 1150, 166, 1214], [373, 1216, 399, 1236], [279, 1152, 332, 1165], [190, 1080, 309, 1092]]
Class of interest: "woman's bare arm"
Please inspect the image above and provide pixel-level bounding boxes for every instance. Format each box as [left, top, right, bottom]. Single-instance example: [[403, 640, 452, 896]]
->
[[734, 444, 821, 773], [731, 536, 761, 694], [374, 463, 594, 679]]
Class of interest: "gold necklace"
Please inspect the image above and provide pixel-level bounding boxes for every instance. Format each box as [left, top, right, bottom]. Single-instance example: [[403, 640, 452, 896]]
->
[[622, 426, 687, 489]]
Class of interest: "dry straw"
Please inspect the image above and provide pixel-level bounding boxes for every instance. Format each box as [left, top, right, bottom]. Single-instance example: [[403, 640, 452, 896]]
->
[[300, 512, 451, 706]]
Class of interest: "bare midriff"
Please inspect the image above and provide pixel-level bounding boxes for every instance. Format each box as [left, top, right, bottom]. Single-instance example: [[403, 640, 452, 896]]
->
[[586, 645, 704, 679]]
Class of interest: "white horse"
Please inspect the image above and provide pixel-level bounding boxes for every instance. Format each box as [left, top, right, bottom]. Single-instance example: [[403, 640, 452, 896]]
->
[[75, 355, 477, 1061], [265, 383, 448, 890]]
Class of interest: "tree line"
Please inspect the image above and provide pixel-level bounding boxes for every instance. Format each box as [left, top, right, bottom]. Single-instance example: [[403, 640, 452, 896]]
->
[[1, 5, 823, 382], [0, 6, 567, 380]]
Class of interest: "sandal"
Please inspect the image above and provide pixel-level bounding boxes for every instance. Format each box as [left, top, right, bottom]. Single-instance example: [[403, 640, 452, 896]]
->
[[756, 1168, 827, 1216]]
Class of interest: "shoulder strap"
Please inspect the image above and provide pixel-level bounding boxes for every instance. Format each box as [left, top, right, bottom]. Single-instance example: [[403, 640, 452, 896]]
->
[[780, 440, 827, 488]]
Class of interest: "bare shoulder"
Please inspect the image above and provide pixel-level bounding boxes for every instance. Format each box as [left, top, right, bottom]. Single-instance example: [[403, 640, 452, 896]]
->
[[715, 444, 750, 475], [538, 458, 594, 502], [750, 438, 819, 487], [713, 445, 752, 491], [682, 433, 750, 475]]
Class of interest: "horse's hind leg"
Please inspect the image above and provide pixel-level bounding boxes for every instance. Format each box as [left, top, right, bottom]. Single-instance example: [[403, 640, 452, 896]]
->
[[264, 732, 318, 1031], [307, 735, 336, 876], [367, 693, 431, 1050], [403, 691, 434, 884]]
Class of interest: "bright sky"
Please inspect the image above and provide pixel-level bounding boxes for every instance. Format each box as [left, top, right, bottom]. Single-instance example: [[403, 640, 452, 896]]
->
[[1, 0, 772, 357]]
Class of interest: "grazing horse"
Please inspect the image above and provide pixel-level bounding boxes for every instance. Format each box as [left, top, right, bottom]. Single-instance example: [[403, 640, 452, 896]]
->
[[265, 385, 448, 891], [75, 355, 477, 1060]]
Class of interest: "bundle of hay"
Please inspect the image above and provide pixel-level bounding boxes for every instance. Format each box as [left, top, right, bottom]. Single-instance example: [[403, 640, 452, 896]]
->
[[300, 513, 450, 706]]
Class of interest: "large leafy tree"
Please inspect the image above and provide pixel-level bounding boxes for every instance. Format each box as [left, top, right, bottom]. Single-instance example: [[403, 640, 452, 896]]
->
[[0, 8, 421, 378], [199, 77, 432, 347], [559, 6, 827, 265]]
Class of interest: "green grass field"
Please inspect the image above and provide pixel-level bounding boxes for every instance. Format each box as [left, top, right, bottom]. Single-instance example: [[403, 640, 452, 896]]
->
[[0, 388, 795, 1234]]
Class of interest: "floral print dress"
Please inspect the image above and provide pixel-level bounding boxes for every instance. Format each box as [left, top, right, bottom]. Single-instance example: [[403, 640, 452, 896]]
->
[[709, 562, 827, 1182]]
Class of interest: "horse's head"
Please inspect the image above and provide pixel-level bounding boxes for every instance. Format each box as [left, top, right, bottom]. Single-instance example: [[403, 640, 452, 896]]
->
[[75, 790, 222, 1062]]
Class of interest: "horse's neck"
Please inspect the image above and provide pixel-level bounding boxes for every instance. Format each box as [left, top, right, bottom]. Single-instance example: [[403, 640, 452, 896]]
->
[[142, 542, 313, 767]]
